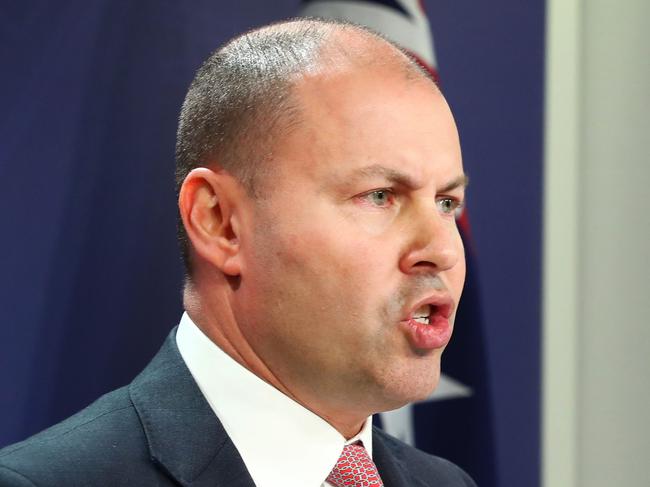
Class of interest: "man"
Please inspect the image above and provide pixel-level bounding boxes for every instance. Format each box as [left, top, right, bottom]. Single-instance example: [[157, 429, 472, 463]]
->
[[0, 19, 474, 486]]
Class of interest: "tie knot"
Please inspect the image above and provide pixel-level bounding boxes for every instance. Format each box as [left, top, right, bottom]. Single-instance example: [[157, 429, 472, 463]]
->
[[327, 442, 383, 486]]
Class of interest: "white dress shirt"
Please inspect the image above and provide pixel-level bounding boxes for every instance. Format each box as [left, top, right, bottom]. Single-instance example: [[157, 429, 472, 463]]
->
[[176, 312, 374, 487]]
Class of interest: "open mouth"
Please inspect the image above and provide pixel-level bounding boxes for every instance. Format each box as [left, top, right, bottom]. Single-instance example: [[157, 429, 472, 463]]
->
[[410, 302, 451, 325], [401, 298, 454, 350], [412, 304, 435, 325]]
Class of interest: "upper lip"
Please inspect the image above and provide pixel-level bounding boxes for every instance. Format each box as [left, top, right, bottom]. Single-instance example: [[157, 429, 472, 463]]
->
[[402, 293, 454, 321]]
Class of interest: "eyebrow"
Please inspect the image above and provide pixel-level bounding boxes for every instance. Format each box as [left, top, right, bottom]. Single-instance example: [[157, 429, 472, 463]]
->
[[440, 174, 469, 193], [340, 164, 469, 192]]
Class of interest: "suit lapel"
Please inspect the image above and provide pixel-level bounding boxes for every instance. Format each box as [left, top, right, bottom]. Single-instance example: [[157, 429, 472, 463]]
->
[[129, 329, 255, 487], [373, 427, 427, 487]]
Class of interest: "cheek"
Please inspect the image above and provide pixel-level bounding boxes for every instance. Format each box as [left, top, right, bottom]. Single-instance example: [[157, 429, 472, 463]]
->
[[342, 207, 400, 237], [279, 230, 369, 283], [269, 207, 376, 272], [270, 232, 392, 332], [249, 199, 403, 307]]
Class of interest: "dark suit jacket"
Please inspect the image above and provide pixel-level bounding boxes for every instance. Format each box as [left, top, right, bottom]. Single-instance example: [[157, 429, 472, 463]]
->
[[0, 330, 476, 487]]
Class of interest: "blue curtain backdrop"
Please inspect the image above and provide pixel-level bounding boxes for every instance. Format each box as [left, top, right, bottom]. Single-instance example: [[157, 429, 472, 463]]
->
[[0, 2, 544, 486]]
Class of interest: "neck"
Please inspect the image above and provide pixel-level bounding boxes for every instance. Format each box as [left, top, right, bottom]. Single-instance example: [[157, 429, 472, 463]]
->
[[183, 276, 370, 440]]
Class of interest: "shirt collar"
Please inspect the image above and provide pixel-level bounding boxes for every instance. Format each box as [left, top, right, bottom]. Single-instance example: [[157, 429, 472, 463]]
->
[[176, 312, 373, 487]]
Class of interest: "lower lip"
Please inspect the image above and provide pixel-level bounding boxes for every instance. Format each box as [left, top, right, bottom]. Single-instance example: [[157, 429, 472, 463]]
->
[[400, 314, 452, 350]]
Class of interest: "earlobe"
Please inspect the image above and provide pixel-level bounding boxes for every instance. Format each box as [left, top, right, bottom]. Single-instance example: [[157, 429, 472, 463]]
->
[[178, 168, 243, 276]]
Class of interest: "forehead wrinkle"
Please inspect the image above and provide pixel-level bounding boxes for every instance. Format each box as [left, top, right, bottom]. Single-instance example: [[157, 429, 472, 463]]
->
[[322, 163, 420, 191]]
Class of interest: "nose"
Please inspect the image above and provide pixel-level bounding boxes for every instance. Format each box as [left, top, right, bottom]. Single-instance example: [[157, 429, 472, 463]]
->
[[399, 200, 464, 274]]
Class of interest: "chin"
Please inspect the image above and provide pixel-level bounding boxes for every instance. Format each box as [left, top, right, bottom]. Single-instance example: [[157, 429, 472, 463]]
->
[[374, 363, 441, 412], [410, 371, 441, 403]]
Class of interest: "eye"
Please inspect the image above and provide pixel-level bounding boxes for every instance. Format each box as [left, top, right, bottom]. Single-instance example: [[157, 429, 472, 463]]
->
[[437, 197, 464, 216], [360, 189, 395, 208]]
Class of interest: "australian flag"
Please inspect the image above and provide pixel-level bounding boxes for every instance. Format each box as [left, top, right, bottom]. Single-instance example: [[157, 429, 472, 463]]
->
[[299, 1, 498, 485]]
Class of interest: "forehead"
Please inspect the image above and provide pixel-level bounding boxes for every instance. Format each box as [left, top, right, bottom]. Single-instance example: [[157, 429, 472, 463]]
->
[[271, 63, 462, 186]]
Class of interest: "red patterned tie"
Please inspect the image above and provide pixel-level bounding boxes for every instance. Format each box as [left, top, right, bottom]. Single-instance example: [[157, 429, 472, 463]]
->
[[327, 442, 384, 486]]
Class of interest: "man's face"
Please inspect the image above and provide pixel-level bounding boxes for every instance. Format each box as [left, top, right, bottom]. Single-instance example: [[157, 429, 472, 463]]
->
[[234, 64, 466, 419]]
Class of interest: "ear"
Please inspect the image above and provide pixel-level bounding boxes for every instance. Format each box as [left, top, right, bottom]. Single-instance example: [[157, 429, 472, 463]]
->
[[178, 167, 245, 276]]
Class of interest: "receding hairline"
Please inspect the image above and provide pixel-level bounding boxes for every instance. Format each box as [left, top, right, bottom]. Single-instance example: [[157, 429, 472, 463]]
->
[[267, 18, 434, 84], [181, 18, 436, 168], [238, 22, 439, 188], [189, 20, 437, 192]]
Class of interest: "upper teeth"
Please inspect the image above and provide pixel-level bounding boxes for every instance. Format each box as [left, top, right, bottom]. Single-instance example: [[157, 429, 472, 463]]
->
[[413, 304, 431, 324]]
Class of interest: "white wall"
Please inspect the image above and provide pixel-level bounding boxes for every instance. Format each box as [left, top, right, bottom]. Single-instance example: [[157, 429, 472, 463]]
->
[[544, 0, 650, 486]]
